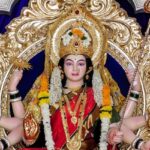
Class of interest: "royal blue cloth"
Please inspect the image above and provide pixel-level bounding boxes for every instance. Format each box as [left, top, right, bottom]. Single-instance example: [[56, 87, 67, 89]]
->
[[0, 0, 28, 33], [17, 51, 45, 99]]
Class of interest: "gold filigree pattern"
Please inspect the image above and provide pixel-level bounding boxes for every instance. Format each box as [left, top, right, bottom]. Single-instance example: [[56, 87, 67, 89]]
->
[[0, 0, 150, 149], [23, 111, 40, 145], [89, 0, 142, 58]]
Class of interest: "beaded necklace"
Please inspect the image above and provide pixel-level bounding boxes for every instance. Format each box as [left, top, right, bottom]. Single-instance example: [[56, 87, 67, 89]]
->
[[59, 89, 87, 150], [64, 93, 83, 125]]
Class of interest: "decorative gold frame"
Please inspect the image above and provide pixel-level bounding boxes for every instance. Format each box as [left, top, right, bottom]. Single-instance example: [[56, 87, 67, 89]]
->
[[0, 0, 150, 149]]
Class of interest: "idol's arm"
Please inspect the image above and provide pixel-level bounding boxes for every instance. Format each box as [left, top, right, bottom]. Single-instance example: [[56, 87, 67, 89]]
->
[[7, 124, 23, 147], [108, 125, 144, 147], [0, 70, 25, 149], [120, 67, 141, 118], [108, 120, 146, 150], [0, 123, 24, 149], [0, 70, 25, 129], [8, 69, 25, 118]]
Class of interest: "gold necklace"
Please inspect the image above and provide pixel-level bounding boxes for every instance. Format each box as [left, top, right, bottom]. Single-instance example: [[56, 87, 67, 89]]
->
[[59, 90, 87, 150], [64, 93, 83, 125], [63, 86, 83, 96], [67, 86, 83, 92]]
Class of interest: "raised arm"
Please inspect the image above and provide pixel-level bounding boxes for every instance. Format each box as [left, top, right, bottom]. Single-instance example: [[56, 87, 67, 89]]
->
[[120, 66, 141, 118], [0, 70, 25, 149], [8, 69, 25, 118]]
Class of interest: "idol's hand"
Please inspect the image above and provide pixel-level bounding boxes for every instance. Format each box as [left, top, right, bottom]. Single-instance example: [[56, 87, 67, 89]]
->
[[140, 141, 150, 150], [125, 65, 141, 91], [107, 127, 123, 145], [8, 69, 23, 91]]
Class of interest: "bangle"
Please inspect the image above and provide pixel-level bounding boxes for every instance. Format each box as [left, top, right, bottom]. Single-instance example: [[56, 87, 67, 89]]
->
[[129, 97, 138, 103], [132, 137, 139, 148], [0, 138, 10, 149], [9, 92, 20, 99], [131, 90, 140, 94], [132, 137, 144, 149], [135, 139, 144, 149], [8, 89, 19, 95], [8, 90, 22, 102], [0, 141, 4, 150], [130, 91, 139, 99], [138, 141, 145, 149], [10, 96, 22, 103]]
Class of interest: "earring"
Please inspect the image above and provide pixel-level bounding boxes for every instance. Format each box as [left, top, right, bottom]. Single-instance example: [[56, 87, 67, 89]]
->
[[85, 67, 92, 80], [85, 74, 89, 80], [86, 67, 93, 74]]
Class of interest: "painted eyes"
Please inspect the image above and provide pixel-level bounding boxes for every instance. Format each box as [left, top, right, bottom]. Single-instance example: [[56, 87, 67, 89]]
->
[[78, 63, 85, 66], [65, 62, 72, 66], [65, 62, 85, 67]]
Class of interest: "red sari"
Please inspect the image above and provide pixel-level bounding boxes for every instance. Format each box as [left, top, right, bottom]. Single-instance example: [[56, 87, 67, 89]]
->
[[51, 87, 96, 149], [21, 88, 118, 150]]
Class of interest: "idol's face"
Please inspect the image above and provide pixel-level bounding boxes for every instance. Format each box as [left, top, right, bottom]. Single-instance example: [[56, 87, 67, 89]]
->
[[64, 55, 87, 83]]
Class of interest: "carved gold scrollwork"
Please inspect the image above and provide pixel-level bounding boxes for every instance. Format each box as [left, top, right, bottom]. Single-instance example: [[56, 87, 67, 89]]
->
[[89, 0, 142, 58], [0, 0, 149, 149], [141, 35, 150, 94]]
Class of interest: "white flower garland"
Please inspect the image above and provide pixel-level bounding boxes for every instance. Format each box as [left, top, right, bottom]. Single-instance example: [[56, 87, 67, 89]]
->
[[41, 68, 111, 150], [78, 27, 91, 47], [99, 118, 110, 150], [40, 67, 62, 150], [41, 104, 54, 150], [92, 69, 103, 107], [92, 69, 111, 150], [50, 67, 62, 104], [62, 30, 74, 46], [62, 27, 91, 47]]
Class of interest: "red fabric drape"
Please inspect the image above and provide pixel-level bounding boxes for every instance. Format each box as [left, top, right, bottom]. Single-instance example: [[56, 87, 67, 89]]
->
[[20, 144, 118, 150], [51, 88, 96, 149], [20, 88, 118, 150]]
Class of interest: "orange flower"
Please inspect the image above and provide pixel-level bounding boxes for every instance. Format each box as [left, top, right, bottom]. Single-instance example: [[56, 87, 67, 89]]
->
[[72, 28, 84, 38], [102, 85, 111, 106], [39, 73, 49, 91], [32, 98, 39, 105]]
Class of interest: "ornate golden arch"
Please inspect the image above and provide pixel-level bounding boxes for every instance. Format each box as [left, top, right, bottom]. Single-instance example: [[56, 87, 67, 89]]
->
[[0, 0, 150, 149]]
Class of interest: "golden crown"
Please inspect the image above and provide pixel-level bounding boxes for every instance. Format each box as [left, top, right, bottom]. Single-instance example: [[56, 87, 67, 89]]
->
[[60, 27, 93, 58], [49, 5, 107, 67]]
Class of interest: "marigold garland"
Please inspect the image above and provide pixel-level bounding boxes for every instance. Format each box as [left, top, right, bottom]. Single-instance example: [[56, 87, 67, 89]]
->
[[38, 91, 49, 98], [72, 28, 84, 38], [39, 99, 50, 106], [38, 73, 54, 150], [39, 73, 49, 91], [100, 85, 112, 119], [38, 74, 50, 106], [99, 84, 112, 150], [102, 85, 111, 106], [37, 75, 113, 150]]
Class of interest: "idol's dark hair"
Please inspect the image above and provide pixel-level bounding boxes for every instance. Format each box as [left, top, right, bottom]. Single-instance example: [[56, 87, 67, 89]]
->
[[58, 55, 93, 87]]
